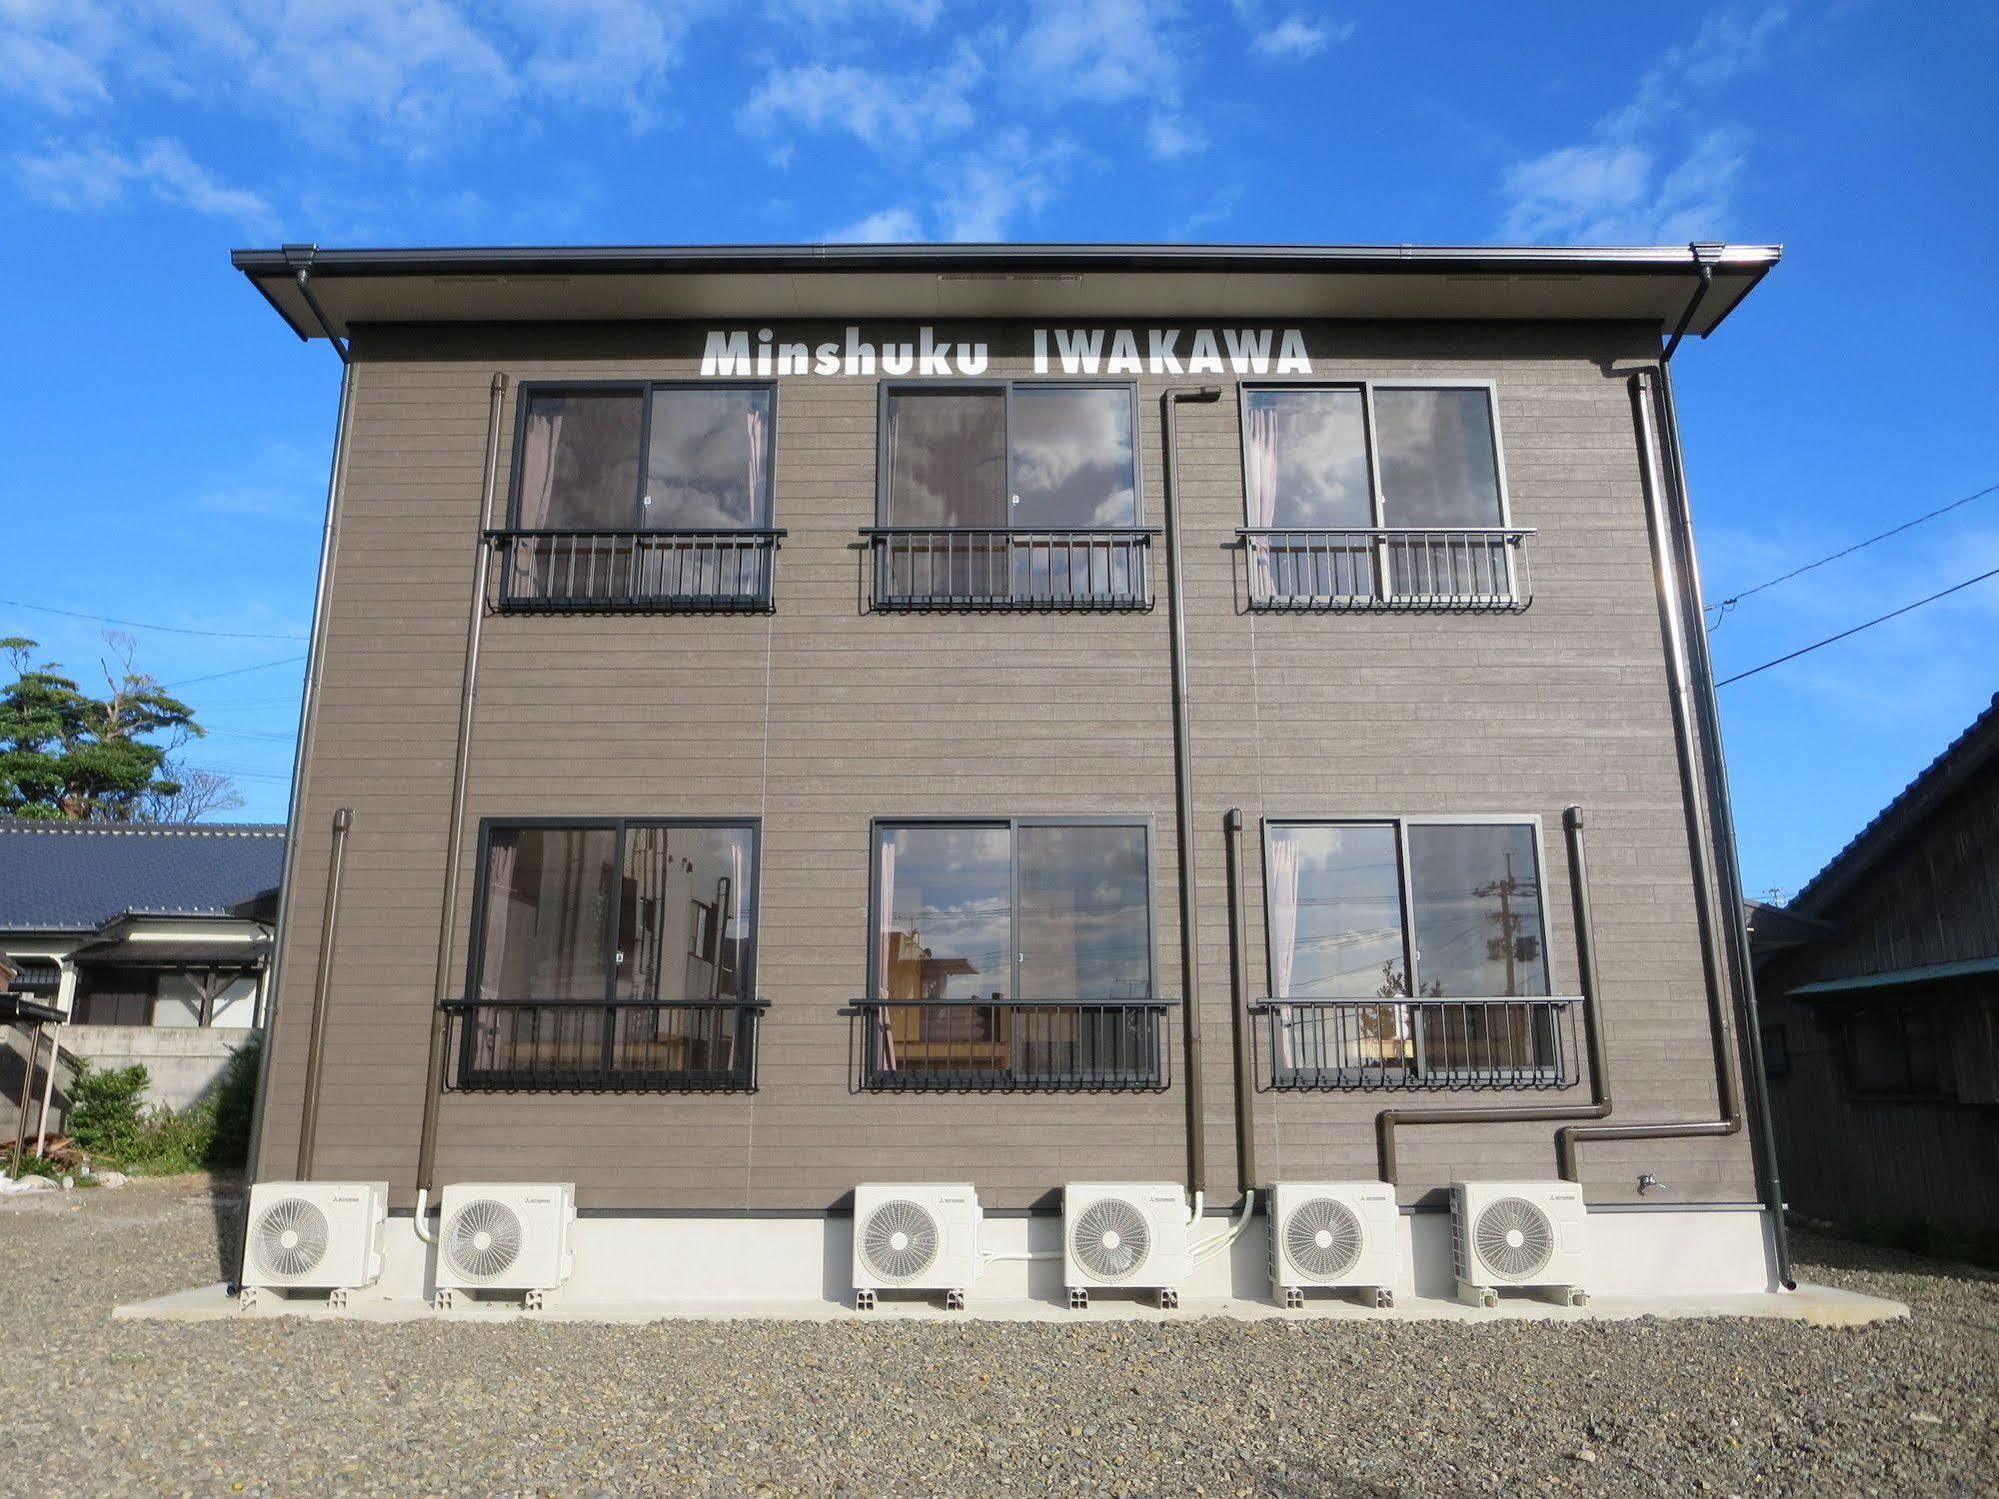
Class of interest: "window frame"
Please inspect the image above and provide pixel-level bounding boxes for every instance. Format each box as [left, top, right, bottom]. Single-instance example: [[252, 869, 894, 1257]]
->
[[1258, 812, 1562, 1086], [459, 814, 764, 1091], [1236, 377, 1513, 534], [505, 379, 780, 534], [1838, 1002, 1954, 1103], [873, 379, 1147, 532], [866, 814, 1159, 1003]]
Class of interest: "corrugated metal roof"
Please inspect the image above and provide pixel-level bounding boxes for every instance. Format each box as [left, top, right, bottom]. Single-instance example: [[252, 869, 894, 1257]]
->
[[1790, 693, 1999, 919], [1789, 954, 1999, 997], [0, 820, 285, 933]]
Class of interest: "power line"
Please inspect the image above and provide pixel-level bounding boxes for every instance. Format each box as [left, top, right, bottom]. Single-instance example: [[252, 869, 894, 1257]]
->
[[165, 655, 308, 689], [1708, 480, 1999, 628], [1716, 565, 1999, 687], [0, 596, 308, 642]]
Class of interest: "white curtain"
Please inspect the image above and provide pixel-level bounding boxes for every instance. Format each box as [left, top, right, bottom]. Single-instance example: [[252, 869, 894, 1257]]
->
[[474, 841, 518, 1068], [875, 836, 897, 1070], [514, 406, 563, 597], [1246, 404, 1278, 595], [1266, 831, 1302, 1069]]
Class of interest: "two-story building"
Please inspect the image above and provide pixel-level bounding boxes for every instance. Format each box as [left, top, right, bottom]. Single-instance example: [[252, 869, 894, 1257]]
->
[[227, 241, 1792, 1310]]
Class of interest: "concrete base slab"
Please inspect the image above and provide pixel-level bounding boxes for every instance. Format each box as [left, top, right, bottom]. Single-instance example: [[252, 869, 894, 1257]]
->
[[119, 1280, 1905, 1328]]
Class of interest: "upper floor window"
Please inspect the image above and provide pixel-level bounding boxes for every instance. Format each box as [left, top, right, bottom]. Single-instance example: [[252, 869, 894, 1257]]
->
[[1256, 816, 1577, 1091], [448, 818, 764, 1091], [496, 383, 781, 613], [1240, 383, 1531, 611], [851, 817, 1168, 1091], [866, 383, 1155, 610]]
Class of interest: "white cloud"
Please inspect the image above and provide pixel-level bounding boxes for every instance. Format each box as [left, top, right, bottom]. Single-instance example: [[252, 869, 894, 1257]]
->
[[0, 0, 706, 152], [772, 0, 943, 26], [1496, 4, 1782, 243], [1015, 0, 1181, 106], [12, 136, 276, 233], [1251, 15, 1346, 58], [741, 57, 979, 149], [937, 129, 1069, 240], [1146, 112, 1203, 159], [195, 441, 327, 519], [826, 205, 924, 242]]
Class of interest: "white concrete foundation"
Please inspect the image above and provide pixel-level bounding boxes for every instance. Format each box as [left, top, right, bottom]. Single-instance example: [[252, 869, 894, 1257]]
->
[[117, 1203, 1907, 1327]]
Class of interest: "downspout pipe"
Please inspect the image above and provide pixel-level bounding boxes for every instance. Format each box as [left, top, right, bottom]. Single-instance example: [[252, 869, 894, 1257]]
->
[[1553, 368, 1793, 1273], [1375, 806, 1613, 1184], [1656, 356, 1796, 1289], [294, 807, 354, 1179], [286, 246, 351, 365], [412, 371, 509, 1241], [1224, 809, 1259, 1196], [1162, 385, 1222, 1204], [241, 356, 357, 1203]]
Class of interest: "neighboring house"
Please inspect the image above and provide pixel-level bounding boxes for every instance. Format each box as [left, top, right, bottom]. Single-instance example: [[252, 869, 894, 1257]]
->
[[1752, 695, 1999, 1248], [0, 820, 284, 1118], [228, 239, 1790, 1304]]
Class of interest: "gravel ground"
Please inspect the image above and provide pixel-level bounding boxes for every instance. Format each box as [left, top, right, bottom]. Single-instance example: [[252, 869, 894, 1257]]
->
[[1, 1177, 1993, 1497]]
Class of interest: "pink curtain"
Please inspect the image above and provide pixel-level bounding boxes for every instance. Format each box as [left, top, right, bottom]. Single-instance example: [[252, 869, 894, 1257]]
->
[[1266, 831, 1302, 1068], [875, 836, 897, 1070]]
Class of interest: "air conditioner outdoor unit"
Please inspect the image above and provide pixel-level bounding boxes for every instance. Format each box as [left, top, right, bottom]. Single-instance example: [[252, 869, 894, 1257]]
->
[[850, 1182, 983, 1311], [1451, 1180, 1590, 1308], [239, 1180, 389, 1309], [1268, 1181, 1402, 1309], [433, 1181, 576, 1310], [1063, 1182, 1192, 1309]]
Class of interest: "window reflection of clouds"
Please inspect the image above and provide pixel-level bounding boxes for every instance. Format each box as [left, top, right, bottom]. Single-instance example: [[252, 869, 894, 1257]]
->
[[1375, 388, 1503, 527], [882, 825, 1012, 1001], [1249, 389, 1372, 529], [1272, 823, 1406, 999], [1011, 388, 1137, 528], [1406, 823, 1548, 999], [645, 388, 772, 529], [1018, 824, 1151, 1001], [887, 390, 1007, 527]]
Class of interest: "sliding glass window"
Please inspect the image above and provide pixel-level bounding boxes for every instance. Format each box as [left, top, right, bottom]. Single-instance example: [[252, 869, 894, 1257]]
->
[[501, 383, 779, 610], [1261, 817, 1567, 1087], [454, 818, 762, 1091], [860, 818, 1164, 1090], [872, 383, 1150, 608], [1241, 382, 1525, 607]]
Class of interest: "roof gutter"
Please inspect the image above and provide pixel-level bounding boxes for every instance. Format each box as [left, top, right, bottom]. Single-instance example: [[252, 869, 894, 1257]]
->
[[285, 244, 350, 363]]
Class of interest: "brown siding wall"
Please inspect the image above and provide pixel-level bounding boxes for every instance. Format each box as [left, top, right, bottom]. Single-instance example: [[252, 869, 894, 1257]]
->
[[256, 318, 1758, 1211]]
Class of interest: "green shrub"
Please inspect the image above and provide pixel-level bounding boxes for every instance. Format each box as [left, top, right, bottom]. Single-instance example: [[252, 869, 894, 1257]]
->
[[205, 1034, 261, 1169], [67, 1061, 150, 1162]]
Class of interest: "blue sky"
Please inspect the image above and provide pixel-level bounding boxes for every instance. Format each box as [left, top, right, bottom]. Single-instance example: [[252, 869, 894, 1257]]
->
[[0, 1, 1993, 898]]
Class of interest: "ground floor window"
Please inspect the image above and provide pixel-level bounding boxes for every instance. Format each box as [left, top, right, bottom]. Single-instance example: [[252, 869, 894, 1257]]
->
[[1258, 816, 1570, 1089], [1841, 1002, 1951, 1101], [72, 967, 262, 1027], [854, 817, 1168, 1092], [450, 817, 763, 1092]]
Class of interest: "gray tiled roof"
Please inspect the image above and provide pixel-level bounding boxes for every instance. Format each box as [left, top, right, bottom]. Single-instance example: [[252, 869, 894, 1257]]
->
[[0, 819, 286, 933]]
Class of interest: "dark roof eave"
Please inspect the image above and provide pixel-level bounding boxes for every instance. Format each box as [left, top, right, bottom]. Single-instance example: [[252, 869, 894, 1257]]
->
[[1791, 693, 1999, 918], [232, 240, 1782, 344]]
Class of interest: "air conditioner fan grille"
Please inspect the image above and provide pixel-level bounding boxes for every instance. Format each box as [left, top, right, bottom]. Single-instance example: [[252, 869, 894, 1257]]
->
[[252, 1197, 331, 1280], [858, 1198, 941, 1283], [1284, 1197, 1365, 1282], [1071, 1197, 1152, 1282], [445, 1198, 526, 1281], [1473, 1196, 1556, 1282]]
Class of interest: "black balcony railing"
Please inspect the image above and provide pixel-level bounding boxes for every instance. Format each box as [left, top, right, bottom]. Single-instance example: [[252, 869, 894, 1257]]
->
[[862, 528, 1158, 611], [842, 999, 1173, 1093], [442, 998, 768, 1092], [1249, 997, 1580, 1092], [488, 528, 785, 613], [1239, 527, 1533, 612]]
